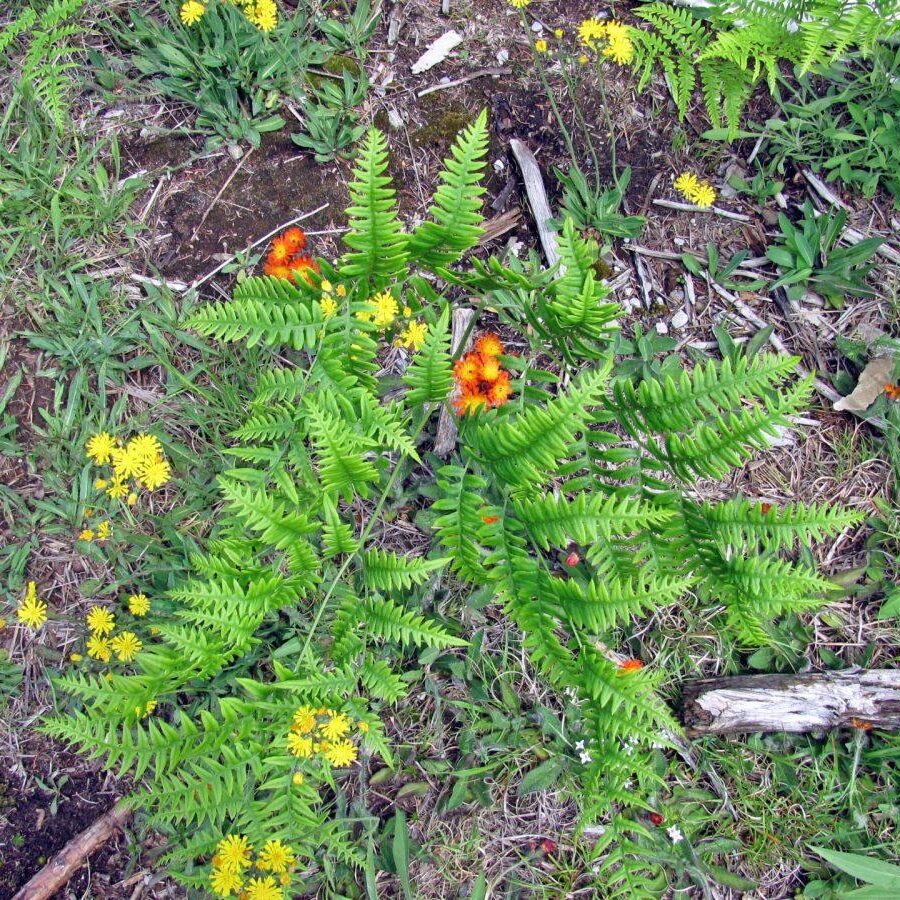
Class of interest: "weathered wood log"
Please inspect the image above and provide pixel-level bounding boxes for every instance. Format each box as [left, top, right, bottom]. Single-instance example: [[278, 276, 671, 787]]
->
[[682, 669, 900, 736], [509, 139, 560, 267], [12, 799, 132, 900], [434, 306, 475, 457]]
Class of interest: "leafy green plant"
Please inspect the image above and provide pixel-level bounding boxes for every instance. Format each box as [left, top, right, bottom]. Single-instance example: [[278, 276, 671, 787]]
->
[[766, 201, 882, 306], [110, 1, 366, 148], [747, 46, 900, 204], [629, 0, 900, 137], [292, 69, 368, 162], [552, 165, 645, 240], [810, 846, 900, 896], [42, 111, 861, 894], [682, 241, 768, 292], [0, 0, 86, 128]]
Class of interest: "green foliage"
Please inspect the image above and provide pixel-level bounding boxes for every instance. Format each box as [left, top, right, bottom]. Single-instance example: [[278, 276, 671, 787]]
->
[[552, 164, 646, 240], [766, 201, 883, 306], [42, 117, 861, 891], [110, 1, 370, 148], [630, 0, 900, 137], [748, 46, 900, 205], [0, 0, 86, 128]]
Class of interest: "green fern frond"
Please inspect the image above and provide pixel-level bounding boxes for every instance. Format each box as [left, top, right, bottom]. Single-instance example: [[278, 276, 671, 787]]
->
[[218, 477, 315, 550], [513, 493, 673, 551], [403, 305, 454, 406], [407, 109, 489, 268], [360, 549, 450, 591], [186, 277, 322, 350], [432, 464, 491, 583], [465, 365, 612, 488], [340, 128, 409, 289], [362, 595, 465, 649]]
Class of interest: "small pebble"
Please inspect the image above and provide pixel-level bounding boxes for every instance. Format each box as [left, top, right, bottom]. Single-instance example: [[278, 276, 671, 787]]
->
[[671, 309, 689, 330], [655, 321, 669, 335]]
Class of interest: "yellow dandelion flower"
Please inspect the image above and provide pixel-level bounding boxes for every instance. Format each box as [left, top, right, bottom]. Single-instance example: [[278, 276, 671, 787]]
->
[[111, 630, 142, 662], [96, 521, 111, 541], [292, 706, 317, 734], [78, 529, 94, 542], [279, 873, 291, 887], [335, 284, 347, 297], [323, 738, 358, 768], [578, 54, 588, 64], [256, 838, 296, 874], [107, 479, 129, 499], [86, 606, 115, 636], [320, 295, 338, 319], [292, 772, 304, 786], [139, 456, 171, 490], [0, 618, 5, 629], [128, 593, 151, 616], [216, 834, 253, 873], [287, 733, 314, 758], [370, 291, 398, 330], [110, 445, 143, 480], [93, 478, 107, 490], [319, 713, 351, 742], [128, 434, 163, 465], [554, 28, 564, 38], [16, 584, 46, 629], [357, 721, 370, 734], [180, 1, 205, 26], [86, 634, 112, 662], [692, 182, 717, 209], [396, 320, 428, 351], [86, 432, 117, 465], [508, 0, 530, 7], [245, 875, 283, 900], [210, 865, 244, 897], [535, 38, 548, 53], [70, 652, 83, 662], [320, 279, 333, 293], [602, 22, 634, 65], [248, 0, 278, 31], [578, 18, 607, 48], [674, 172, 701, 200]]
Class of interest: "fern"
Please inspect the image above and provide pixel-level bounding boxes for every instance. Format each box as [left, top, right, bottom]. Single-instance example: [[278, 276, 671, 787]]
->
[[407, 109, 490, 267], [340, 127, 409, 289], [402, 305, 454, 406], [1, 0, 86, 127]]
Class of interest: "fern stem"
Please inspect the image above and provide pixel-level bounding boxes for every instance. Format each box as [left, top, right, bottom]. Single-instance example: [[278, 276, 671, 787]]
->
[[296, 408, 433, 665]]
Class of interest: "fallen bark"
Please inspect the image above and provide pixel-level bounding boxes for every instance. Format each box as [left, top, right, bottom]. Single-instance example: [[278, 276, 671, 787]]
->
[[682, 669, 900, 737], [12, 799, 132, 900]]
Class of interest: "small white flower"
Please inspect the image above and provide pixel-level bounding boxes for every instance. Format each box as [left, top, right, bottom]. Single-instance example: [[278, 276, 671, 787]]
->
[[575, 740, 585, 751], [623, 780, 632, 790], [579, 750, 593, 764], [667, 825, 684, 844]]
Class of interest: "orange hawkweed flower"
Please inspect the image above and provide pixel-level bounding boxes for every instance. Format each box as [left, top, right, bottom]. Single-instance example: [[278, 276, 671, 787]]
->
[[264, 262, 295, 281], [474, 332, 504, 358], [268, 236, 291, 265], [454, 391, 489, 416], [760, 502, 773, 514], [885, 383, 900, 401], [288, 255, 321, 285], [850, 717, 874, 731], [477, 353, 502, 384], [564, 551, 580, 567], [487, 371, 512, 408], [282, 227, 307, 254], [482, 514, 499, 524], [453, 356, 481, 389], [619, 658, 644, 672]]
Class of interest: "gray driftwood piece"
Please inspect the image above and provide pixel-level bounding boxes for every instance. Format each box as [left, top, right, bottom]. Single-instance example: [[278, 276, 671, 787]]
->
[[509, 139, 560, 267], [682, 669, 900, 736], [433, 306, 475, 457]]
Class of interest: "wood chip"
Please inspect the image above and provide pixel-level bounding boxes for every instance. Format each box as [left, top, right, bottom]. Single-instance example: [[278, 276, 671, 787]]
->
[[833, 356, 895, 412], [410, 30, 463, 74]]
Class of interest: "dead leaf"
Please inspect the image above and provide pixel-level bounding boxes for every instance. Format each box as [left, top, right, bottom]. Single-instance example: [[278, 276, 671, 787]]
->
[[833, 356, 895, 412]]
